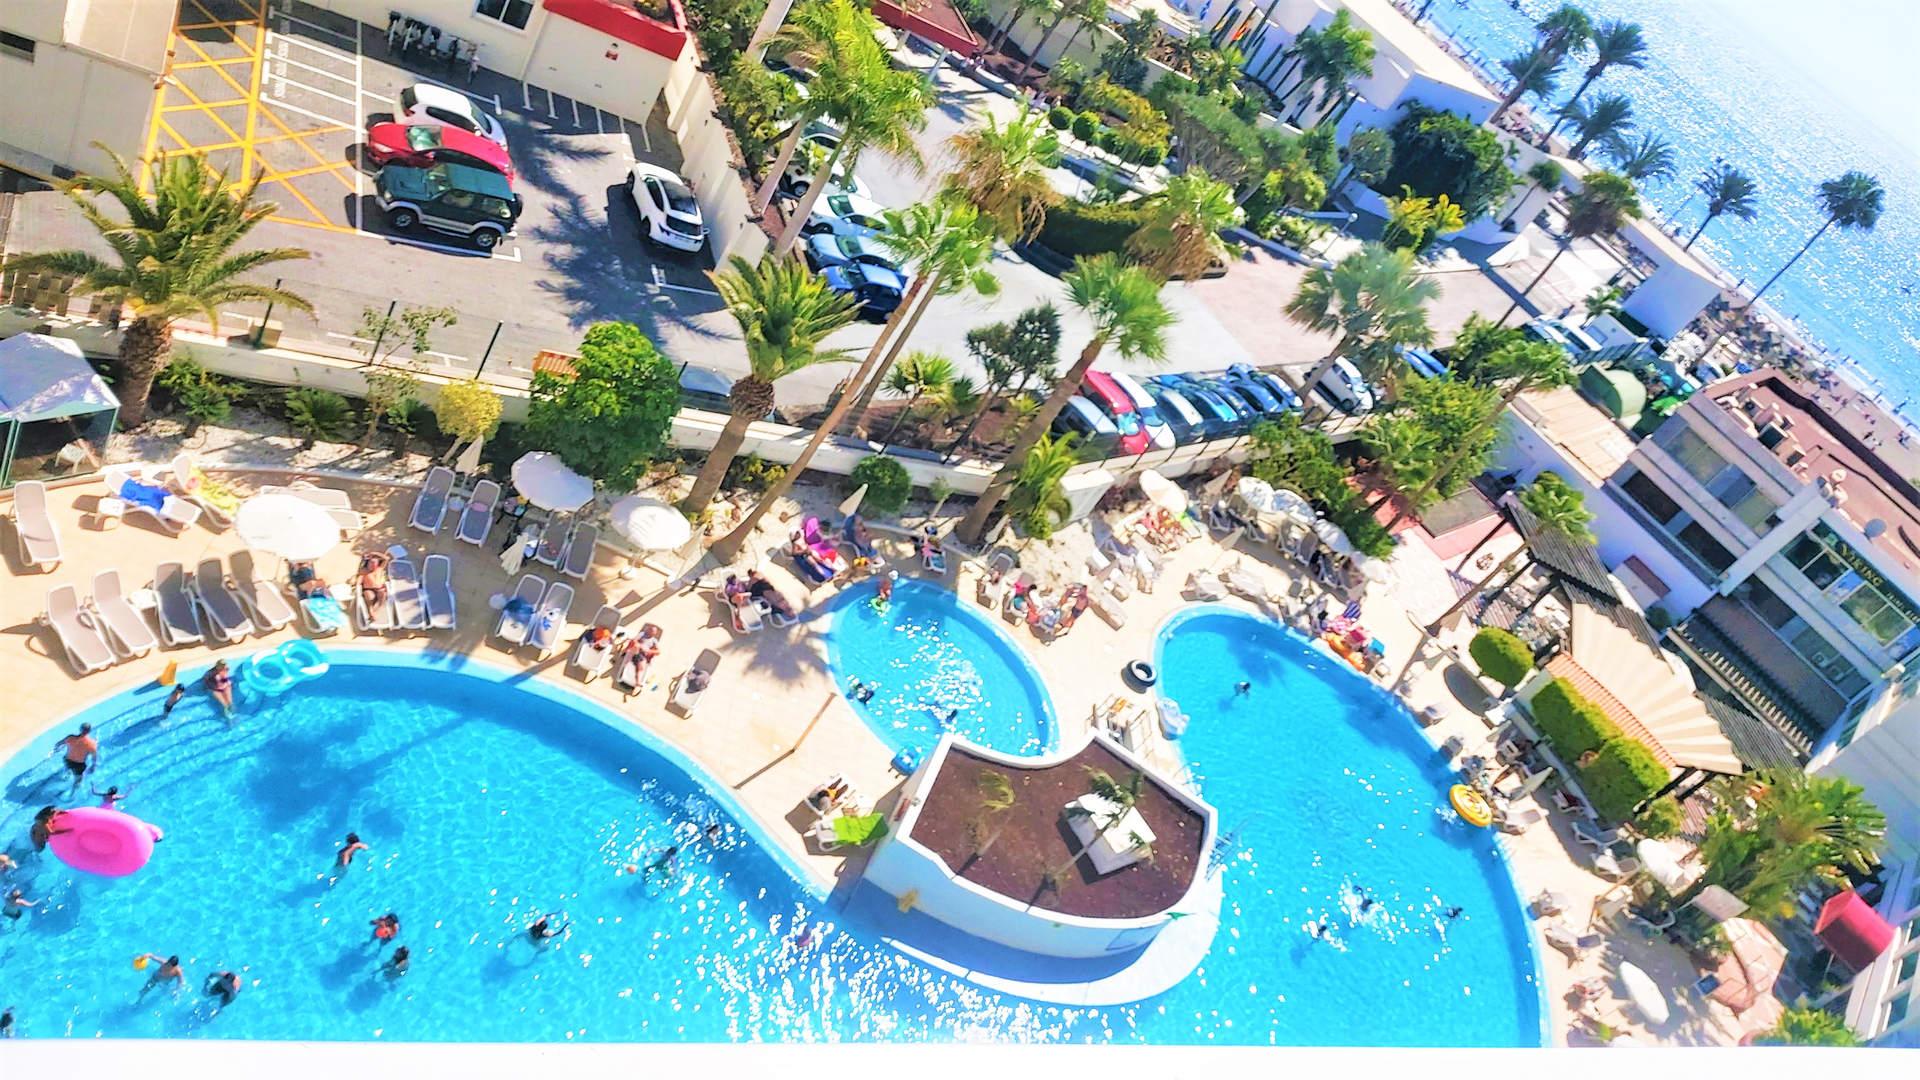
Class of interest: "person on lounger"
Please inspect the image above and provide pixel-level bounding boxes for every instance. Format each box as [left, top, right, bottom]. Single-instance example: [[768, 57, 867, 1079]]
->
[[357, 553, 390, 611], [289, 561, 329, 599], [788, 533, 832, 583], [746, 571, 796, 620], [844, 515, 877, 559]]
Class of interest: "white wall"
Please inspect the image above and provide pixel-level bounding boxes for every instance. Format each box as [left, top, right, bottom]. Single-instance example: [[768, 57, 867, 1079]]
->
[[524, 14, 675, 123], [662, 38, 768, 265], [0, 36, 157, 179]]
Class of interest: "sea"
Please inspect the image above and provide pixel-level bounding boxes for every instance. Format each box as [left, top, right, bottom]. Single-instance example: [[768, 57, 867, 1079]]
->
[[1413, 0, 1920, 406]]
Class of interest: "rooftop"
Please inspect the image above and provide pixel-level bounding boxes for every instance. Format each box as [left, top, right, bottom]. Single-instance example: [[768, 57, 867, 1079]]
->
[[1511, 385, 1638, 486], [1340, 0, 1499, 99]]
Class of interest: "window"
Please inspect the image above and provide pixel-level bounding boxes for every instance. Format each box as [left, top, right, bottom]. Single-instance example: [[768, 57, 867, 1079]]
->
[[1658, 424, 1735, 487], [0, 31, 33, 62], [1733, 579, 1797, 629], [1888, 989, 1911, 1030], [1677, 523, 1735, 573], [1791, 625, 1868, 694], [475, 0, 535, 30], [1621, 469, 1683, 524], [1897, 948, 1918, 986], [1788, 534, 1847, 589]]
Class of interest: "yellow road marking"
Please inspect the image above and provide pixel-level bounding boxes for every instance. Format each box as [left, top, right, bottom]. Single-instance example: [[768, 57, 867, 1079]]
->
[[266, 214, 359, 234], [171, 57, 257, 71], [161, 98, 251, 112], [241, 16, 265, 181]]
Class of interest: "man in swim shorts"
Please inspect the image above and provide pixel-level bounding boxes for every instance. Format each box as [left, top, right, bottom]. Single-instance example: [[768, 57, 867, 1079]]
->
[[643, 845, 679, 878], [137, 954, 185, 998], [56, 724, 98, 792], [206, 971, 241, 1006]]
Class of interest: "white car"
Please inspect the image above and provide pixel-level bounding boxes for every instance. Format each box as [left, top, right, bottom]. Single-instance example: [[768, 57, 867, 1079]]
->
[[395, 83, 507, 150], [1105, 371, 1178, 450], [782, 133, 868, 200], [625, 163, 706, 253], [1313, 356, 1376, 415], [802, 190, 889, 239]]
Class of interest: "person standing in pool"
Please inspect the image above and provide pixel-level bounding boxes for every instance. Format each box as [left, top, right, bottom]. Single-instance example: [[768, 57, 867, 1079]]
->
[[0, 1006, 14, 1037], [527, 915, 567, 946], [162, 685, 187, 718], [1234, 681, 1251, 696], [56, 724, 98, 793], [92, 784, 131, 810], [202, 661, 235, 718], [205, 970, 241, 1007], [4, 888, 36, 920], [384, 946, 410, 978], [370, 912, 400, 946], [137, 954, 185, 998]]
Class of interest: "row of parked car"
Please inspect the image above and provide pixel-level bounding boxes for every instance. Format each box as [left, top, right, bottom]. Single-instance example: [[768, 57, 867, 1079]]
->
[[1053, 366, 1309, 454]]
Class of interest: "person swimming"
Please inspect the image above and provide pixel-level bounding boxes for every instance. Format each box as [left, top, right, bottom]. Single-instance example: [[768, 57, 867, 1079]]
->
[[337, 832, 368, 868], [370, 912, 400, 944], [847, 678, 876, 704], [528, 914, 568, 945], [205, 971, 241, 1006], [385, 946, 410, 978], [1444, 906, 1463, 920], [643, 844, 680, 878], [1234, 681, 1252, 696]]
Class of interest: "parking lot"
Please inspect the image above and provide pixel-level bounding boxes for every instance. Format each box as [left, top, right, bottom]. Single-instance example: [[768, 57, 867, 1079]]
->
[[130, 0, 723, 379]]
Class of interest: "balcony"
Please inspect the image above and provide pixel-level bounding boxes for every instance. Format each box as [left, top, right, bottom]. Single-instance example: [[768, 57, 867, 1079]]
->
[[1670, 596, 1839, 753]]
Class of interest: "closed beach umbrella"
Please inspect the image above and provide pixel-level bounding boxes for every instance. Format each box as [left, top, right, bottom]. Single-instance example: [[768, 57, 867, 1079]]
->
[[1139, 470, 1187, 514], [838, 484, 869, 518], [1314, 518, 1356, 557], [1618, 962, 1670, 1026], [608, 495, 692, 552], [235, 493, 340, 561], [454, 435, 485, 475], [510, 452, 593, 512]]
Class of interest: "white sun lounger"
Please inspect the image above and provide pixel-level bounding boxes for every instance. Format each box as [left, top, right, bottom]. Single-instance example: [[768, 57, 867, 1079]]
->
[[1186, 569, 1228, 601], [457, 478, 500, 545], [422, 553, 456, 630], [153, 562, 203, 646], [104, 465, 203, 533], [526, 580, 575, 656], [232, 569, 296, 633], [495, 573, 547, 645], [91, 569, 158, 659], [10, 480, 63, 570], [559, 522, 597, 579], [730, 595, 765, 633], [534, 515, 568, 567], [669, 648, 721, 716], [194, 558, 256, 641], [44, 584, 115, 675], [169, 452, 243, 528], [570, 605, 621, 680], [299, 588, 350, 637], [389, 557, 428, 631], [1089, 580, 1128, 628], [408, 466, 455, 533]]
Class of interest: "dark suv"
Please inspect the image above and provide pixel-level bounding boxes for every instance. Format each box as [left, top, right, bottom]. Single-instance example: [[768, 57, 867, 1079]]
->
[[376, 162, 522, 250]]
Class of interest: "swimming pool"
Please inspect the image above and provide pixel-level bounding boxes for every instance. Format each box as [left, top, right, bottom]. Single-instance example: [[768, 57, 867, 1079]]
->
[[824, 578, 1054, 758]]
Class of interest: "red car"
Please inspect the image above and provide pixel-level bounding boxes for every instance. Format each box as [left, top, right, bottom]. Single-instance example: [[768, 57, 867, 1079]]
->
[[1081, 369, 1151, 455], [365, 122, 515, 184]]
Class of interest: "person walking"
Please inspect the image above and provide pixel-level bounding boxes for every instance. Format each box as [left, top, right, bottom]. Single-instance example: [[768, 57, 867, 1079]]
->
[[55, 725, 99, 793]]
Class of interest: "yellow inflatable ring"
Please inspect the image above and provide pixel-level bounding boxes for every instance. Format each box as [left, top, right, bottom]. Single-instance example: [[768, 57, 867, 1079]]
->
[[1450, 784, 1493, 828]]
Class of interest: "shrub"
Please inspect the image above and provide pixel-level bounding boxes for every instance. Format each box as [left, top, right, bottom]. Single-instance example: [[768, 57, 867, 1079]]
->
[[282, 388, 355, 448], [1379, 105, 1518, 221], [1635, 796, 1684, 840], [526, 321, 678, 489], [1469, 627, 1534, 689], [1646, 606, 1674, 632], [1528, 677, 1618, 757], [723, 453, 785, 494], [156, 355, 242, 431], [1077, 74, 1154, 124], [1325, 500, 1394, 559], [1072, 111, 1101, 143], [1034, 199, 1149, 261], [1047, 105, 1073, 130], [1581, 737, 1670, 823], [845, 454, 912, 516]]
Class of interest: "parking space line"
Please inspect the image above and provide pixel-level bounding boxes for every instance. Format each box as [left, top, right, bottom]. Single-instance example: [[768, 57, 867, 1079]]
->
[[270, 8, 357, 46], [264, 96, 358, 129], [271, 73, 359, 110], [353, 20, 364, 218], [172, 57, 257, 71], [264, 47, 355, 87], [362, 90, 396, 109]]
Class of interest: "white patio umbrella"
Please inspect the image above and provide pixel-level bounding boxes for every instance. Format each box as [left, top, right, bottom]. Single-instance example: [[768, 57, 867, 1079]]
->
[[510, 452, 593, 512], [453, 435, 485, 475], [1234, 476, 1274, 509], [1138, 469, 1187, 514], [838, 484, 868, 518], [235, 493, 340, 561], [607, 495, 693, 552], [1313, 517, 1356, 557], [1617, 962, 1670, 1026], [1636, 838, 1699, 892], [1270, 487, 1315, 521]]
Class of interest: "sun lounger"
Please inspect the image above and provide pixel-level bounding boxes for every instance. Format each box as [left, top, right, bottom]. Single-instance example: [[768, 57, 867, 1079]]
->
[[1090, 580, 1128, 628], [613, 624, 663, 694], [730, 596, 765, 633], [1186, 569, 1228, 601], [193, 558, 256, 641], [570, 605, 621, 680], [1591, 850, 1642, 881], [495, 574, 547, 645], [1225, 561, 1271, 603], [10, 480, 64, 569], [421, 553, 456, 630], [669, 648, 721, 716], [526, 580, 575, 656], [530, 514, 568, 567], [91, 570, 159, 659], [409, 465, 455, 533], [153, 561, 203, 646], [560, 522, 597, 580], [1498, 806, 1546, 835], [104, 465, 203, 534], [389, 557, 428, 631], [227, 555, 296, 633], [1571, 819, 1623, 849], [457, 478, 500, 545], [299, 590, 350, 636], [169, 452, 243, 527], [1542, 921, 1603, 960], [43, 584, 116, 675]]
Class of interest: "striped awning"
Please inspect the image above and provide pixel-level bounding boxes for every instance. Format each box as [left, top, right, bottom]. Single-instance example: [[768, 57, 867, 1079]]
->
[[1547, 601, 1741, 775]]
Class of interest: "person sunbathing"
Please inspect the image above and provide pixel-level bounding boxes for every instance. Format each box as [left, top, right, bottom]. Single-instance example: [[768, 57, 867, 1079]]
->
[[788, 533, 832, 583], [844, 515, 877, 558], [746, 571, 796, 620], [613, 628, 662, 694], [357, 553, 390, 610], [288, 561, 329, 599]]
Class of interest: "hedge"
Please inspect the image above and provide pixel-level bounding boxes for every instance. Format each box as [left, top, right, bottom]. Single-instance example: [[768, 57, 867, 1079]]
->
[[1072, 111, 1101, 143], [845, 454, 912, 516], [1468, 627, 1532, 689], [1529, 676, 1618, 758], [1635, 796, 1683, 840], [1034, 200, 1148, 261], [1582, 738, 1670, 823]]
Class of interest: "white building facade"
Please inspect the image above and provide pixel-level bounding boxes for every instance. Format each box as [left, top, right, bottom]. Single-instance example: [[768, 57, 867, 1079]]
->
[[0, 0, 173, 180]]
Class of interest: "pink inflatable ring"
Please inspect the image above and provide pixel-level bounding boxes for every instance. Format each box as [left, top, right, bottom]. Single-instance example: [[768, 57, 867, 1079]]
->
[[47, 806, 164, 878]]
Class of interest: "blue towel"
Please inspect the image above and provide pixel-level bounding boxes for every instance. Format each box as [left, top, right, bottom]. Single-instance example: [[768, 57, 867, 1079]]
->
[[304, 596, 347, 630], [120, 479, 169, 512], [505, 597, 535, 620]]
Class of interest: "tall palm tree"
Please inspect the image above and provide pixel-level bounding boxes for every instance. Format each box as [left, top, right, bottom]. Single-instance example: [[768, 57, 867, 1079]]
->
[[1015, 0, 1101, 84], [1564, 92, 1634, 158], [990, 0, 1055, 55], [1685, 163, 1760, 249], [879, 351, 956, 443], [1256, 20, 1314, 86], [1003, 431, 1079, 538], [1499, 44, 1564, 112], [1054, 0, 1109, 62], [841, 199, 1000, 433], [1699, 170, 1884, 357], [685, 254, 859, 510], [1604, 131, 1676, 183], [1502, 170, 1640, 321], [1126, 169, 1240, 281], [1361, 414, 1441, 515], [1283, 243, 1440, 422], [1547, 19, 1647, 137], [952, 305, 1061, 456], [10, 150, 312, 427], [943, 111, 1062, 244], [1504, 159, 1564, 229], [957, 255, 1172, 543], [1683, 769, 1886, 918], [753, 0, 855, 213], [1490, 3, 1594, 123], [923, 376, 984, 442], [1282, 10, 1374, 124]]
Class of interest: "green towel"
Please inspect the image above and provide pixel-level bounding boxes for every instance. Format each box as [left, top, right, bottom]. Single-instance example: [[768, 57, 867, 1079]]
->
[[831, 813, 888, 847]]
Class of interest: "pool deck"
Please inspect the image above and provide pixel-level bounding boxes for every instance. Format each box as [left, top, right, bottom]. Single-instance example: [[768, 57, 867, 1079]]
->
[[0, 465, 1765, 1046]]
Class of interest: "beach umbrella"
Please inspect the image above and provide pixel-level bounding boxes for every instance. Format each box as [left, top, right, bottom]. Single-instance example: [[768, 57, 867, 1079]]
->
[[510, 452, 593, 512], [1636, 838, 1699, 892], [838, 484, 868, 518], [607, 495, 692, 552], [235, 493, 340, 561], [1138, 470, 1187, 514], [454, 436, 484, 475], [1234, 476, 1274, 511], [1270, 487, 1315, 520], [1618, 962, 1670, 1026], [1313, 518, 1356, 557], [1513, 767, 1554, 798]]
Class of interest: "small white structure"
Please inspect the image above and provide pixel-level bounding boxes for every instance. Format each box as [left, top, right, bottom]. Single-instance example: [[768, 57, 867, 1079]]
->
[[1065, 793, 1157, 875]]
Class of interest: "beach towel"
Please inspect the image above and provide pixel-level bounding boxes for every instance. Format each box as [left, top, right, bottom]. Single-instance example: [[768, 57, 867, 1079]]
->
[[304, 595, 348, 631], [119, 479, 170, 512]]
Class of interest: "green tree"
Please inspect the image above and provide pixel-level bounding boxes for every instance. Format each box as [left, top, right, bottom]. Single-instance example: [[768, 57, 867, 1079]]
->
[[989, 0, 1055, 56], [717, 54, 803, 168], [283, 388, 354, 449], [924, 375, 984, 438], [526, 322, 679, 490], [752, 0, 850, 213], [1757, 1007, 1863, 1047], [1278, 10, 1374, 125], [1469, 627, 1534, 688], [1564, 92, 1634, 158], [1503, 170, 1640, 320], [1003, 431, 1079, 539], [1489, 3, 1594, 123], [1379, 106, 1519, 221], [1015, 0, 1103, 84], [1359, 413, 1440, 515], [1246, 414, 1347, 499], [433, 379, 502, 464], [1378, 375, 1504, 529], [845, 454, 913, 515], [964, 769, 1019, 862], [1333, 126, 1394, 201], [1583, 284, 1625, 321], [688, 255, 859, 510], [958, 254, 1172, 543], [1043, 768, 1147, 892], [1504, 159, 1565, 230], [953, 305, 1062, 455], [10, 149, 311, 426], [1499, 44, 1564, 107], [1547, 19, 1647, 137], [155, 355, 242, 434], [1685, 163, 1760, 250], [1283, 243, 1439, 422], [1097, 7, 1160, 89], [1684, 769, 1886, 919], [1379, 188, 1465, 255], [880, 351, 956, 443], [354, 304, 454, 443], [1126, 169, 1240, 280], [1054, 0, 1111, 71], [944, 111, 1062, 244], [1160, 92, 1265, 196]]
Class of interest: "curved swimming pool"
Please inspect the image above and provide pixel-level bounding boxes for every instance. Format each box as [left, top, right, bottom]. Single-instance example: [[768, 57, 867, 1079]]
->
[[824, 578, 1054, 758]]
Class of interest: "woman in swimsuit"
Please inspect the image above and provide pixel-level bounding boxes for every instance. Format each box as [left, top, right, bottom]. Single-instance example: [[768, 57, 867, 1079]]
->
[[203, 661, 235, 716]]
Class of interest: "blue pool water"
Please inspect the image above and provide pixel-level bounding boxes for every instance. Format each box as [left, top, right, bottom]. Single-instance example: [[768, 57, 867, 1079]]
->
[[0, 612, 1544, 1044], [824, 579, 1054, 758]]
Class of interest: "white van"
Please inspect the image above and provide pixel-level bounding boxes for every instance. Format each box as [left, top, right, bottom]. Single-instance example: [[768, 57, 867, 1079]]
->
[[1313, 357, 1375, 415]]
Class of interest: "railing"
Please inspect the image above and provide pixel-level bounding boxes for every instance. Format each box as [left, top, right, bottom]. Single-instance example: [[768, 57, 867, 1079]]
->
[[1670, 612, 1822, 753]]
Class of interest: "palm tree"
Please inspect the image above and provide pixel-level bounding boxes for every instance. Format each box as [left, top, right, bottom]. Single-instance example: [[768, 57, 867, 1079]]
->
[[686, 255, 859, 510], [1256, 21, 1314, 86], [1015, 0, 1101, 84], [989, 0, 1054, 55], [923, 376, 984, 439], [1583, 284, 1625, 320], [1003, 431, 1079, 539], [1504, 159, 1564, 229], [1604, 131, 1676, 183], [1502, 170, 1640, 321], [11, 150, 312, 426], [840, 199, 1000, 433], [1547, 19, 1647, 138], [943, 111, 1062, 244], [1499, 44, 1564, 111], [952, 305, 1061, 456], [957, 254, 1173, 544], [1282, 10, 1374, 125], [1283, 243, 1440, 422], [1699, 170, 1883, 357], [1361, 415, 1440, 515], [1490, 4, 1594, 123], [1564, 92, 1633, 158], [753, 0, 854, 213], [1684, 163, 1760, 250], [1126, 169, 1240, 281], [1758, 1008, 1863, 1047], [963, 769, 1018, 865], [1054, 0, 1109, 63], [1683, 769, 1885, 918], [879, 351, 955, 443], [1042, 768, 1147, 893]]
